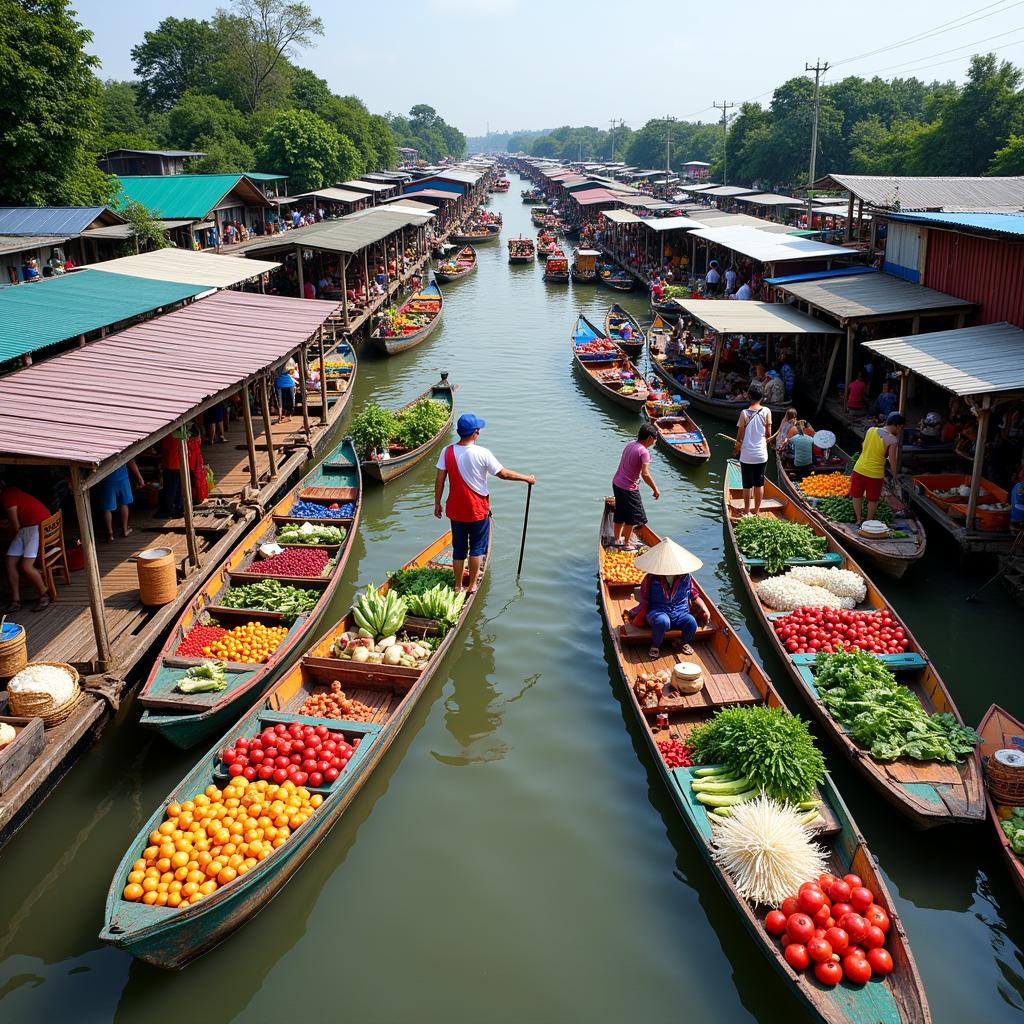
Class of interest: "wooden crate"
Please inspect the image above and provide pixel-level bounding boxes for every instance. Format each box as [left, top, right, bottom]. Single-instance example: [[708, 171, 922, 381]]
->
[[0, 713, 44, 795]]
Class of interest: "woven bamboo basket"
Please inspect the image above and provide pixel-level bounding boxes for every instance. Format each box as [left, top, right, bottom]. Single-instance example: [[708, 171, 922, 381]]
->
[[137, 547, 177, 606], [0, 623, 27, 679], [987, 749, 1024, 804], [8, 662, 82, 728]]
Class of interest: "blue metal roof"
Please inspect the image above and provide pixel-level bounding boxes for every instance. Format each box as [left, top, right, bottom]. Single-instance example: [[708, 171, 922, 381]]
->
[[765, 266, 878, 286], [0, 207, 110, 236], [886, 211, 1024, 236]]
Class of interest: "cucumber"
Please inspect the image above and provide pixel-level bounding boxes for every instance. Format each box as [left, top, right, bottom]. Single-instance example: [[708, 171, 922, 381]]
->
[[693, 766, 730, 778], [691, 777, 751, 794], [695, 789, 758, 807]]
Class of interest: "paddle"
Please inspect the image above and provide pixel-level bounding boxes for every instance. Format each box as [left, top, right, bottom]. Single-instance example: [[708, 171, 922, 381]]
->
[[717, 433, 737, 443], [516, 482, 534, 579]]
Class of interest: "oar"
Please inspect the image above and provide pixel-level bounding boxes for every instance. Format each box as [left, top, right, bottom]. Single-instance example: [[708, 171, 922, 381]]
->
[[516, 482, 534, 579], [716, 433, 737, 443]]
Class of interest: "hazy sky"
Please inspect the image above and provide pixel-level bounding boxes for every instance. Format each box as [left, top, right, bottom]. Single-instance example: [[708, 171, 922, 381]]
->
[[73, 0, 1024, 135]]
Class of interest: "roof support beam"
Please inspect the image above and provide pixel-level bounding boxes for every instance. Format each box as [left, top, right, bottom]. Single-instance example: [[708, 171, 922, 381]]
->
[[70, 465, 111, 671], [966, 401, 992, 531]]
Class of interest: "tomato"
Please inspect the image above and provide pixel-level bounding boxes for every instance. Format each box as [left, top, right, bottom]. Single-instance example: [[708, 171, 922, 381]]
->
[[846, 945, 866, 960], [784, 944, 810, 971], [275, 723, 287, 735], [765, 911, 787, 936], [309, 771, 323, 787], [258, 765, 275, 780], [827, 879, 851, 903], [781, 897, 800, 917], [865, 904, 890, 932], [867, 948, 893, 975], [273, 768, 288, 783], [843, 955, 872, 984], [292, 739, 305, 752], [274, 755, 289, 769], [850, 886, 874, 913], [324, 766, 340, 782], [843, 874, 863, 888], [799, 881, 822, 894], [318, 760, 332, 774], [862, 924, 886, 950], [785, 913, 815, 945], [798, 888, 826, 915], [825, 927, 849, 954], [840, 914, 869, 945], [830, 902, 852, 921], [242, 766, 257, 781], [293, 771, 308, 785], [222, 750, 236, 765], [807, 937, 833, 963], [814, 960, 843, 986], [228, 762, 244, 777], [278, 741, 292, 756], [290, 752, 303, 764], [812, 928, 826, 940], [264, 746, 278, 760]]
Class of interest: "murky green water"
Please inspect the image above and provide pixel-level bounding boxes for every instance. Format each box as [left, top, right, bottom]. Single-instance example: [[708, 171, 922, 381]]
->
[[2, 182, 1023, 1023]]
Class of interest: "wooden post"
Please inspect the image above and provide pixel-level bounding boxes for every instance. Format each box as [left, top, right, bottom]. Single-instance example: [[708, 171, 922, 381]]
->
[[363, 248, 370, 306], [845, 192, 854, 241], [295, 246, 305, 296], [843, 324, 855, 403], [241, 385, 259, 489], [298, 346, 311, 440], [817, 335, 841, 413], [69, 465, 112, 671], [317, 328, 329, 425], [707, 333, 725, 400], [259, 377, 279, 479], [340, 257, 349, 328], [178, 431, 201, 569], [966, 402, 991, 531], [892, 370, 910, 481]]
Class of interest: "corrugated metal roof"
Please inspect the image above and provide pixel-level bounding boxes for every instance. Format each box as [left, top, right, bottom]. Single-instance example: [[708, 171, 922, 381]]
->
[[104, 149, 204, 158], [394, 188, 460, 202], [241, 208, 427, 256], [290, 187, 369, 204], [700, 185, 759, 198], [0, 270, 207, 363], [244, 171, 288, 181], [679, 183, 720, 192], [688, 211, 802, 235], [812, 174, 1024, 212], [0, 291, 339, 467], [640, 215, 704, 232], [677, 300, 842, 335], [0, 234, 69, 256], [765, 266, 878, 286], [88, 249, 280, 288], [864, 323, 1024, 398], [688, 225, 853, 261], [340, 180, 396, 193], [737, 193, 802, 207], [0, 207, 114, 235], [570, 189, 621, 206], [116, 175, 271, 220], [602, 210, 642, 224], [886, 211, 1024, 237], [379, 202, 436, 217], [774, 271, 973, 321]]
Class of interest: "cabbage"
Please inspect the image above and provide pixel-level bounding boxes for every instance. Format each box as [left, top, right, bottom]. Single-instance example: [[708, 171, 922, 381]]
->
[[1013, 831, 1024, 856]]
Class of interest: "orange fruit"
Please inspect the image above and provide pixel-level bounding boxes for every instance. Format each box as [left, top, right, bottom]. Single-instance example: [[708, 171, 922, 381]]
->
[[123, 883, 144, 901], [142, 890, 159, 905]]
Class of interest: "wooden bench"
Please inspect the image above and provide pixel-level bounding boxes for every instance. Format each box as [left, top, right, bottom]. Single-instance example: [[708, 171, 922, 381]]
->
[[619, 622, 716, 645]]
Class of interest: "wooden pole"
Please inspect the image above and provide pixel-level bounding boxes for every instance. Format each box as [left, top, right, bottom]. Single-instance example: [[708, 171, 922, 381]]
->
[[843, 324, 855, 404], [891, 370, 910, 481], [259, 377, 279, 479], [298, 346, 312, 441], [817, 335, 841, 413], [178, 431, 200, 569], [295, 245, 305, 296], [340, 257, 350, 328], [317, 328, 329, 425], [707, 333, 724, 400], [966, 402, 991, 531], [70, 465, 112, 671], [516, 483, 534, 579], [363, 248, 370, 306], [241, 385, 259, 490]]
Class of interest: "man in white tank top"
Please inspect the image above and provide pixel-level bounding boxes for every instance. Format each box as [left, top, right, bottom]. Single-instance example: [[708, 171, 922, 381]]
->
[[734, 384, 772, 516]]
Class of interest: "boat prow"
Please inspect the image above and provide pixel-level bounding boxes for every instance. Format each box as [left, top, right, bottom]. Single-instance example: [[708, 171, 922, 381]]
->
[[371, 281, 444, 356], [979, 704, 1024, 899]]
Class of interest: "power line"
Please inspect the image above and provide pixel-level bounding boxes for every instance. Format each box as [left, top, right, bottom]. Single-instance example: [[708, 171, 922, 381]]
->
[[861, 26, 1024, 77], [805, 60, 830, 232]]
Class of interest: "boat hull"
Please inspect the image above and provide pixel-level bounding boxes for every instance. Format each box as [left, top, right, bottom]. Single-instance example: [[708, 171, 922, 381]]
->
[[979, 704, 1024, 900], [371, 282, 444, 357], [641, 403, 709, 465]]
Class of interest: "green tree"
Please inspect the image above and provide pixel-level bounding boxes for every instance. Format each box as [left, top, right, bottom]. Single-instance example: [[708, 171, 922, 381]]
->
[[115, 199, 169, 252], [989, 133, 1024, 174], [530, 134, 561, 158], [504, 133, 531, 153], [368, 114, 397, 169], [190, 136, 256, 172], [0, 0, 115, 205], [164, 90, 250, 150], [99, 80, 150, 140], [130, 17, 222, 112], [259, 108, 353, 191]]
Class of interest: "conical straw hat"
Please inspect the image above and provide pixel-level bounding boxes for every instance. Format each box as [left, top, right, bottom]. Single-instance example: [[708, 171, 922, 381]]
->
[[633, 537, 703, 575]]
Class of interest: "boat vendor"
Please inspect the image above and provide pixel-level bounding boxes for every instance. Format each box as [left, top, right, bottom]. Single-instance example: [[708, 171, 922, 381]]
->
[[434, 414, 536, 594], [1, 476, 52, 613], [611, 424, 661, 550], [624, 538, 710, 659], [734, 384, 772, 517], [849, 412, 906, 525]]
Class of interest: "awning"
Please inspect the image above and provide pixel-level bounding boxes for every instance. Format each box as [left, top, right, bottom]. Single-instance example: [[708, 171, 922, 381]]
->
[[765, 267, 878, 286], [397, 188, 461, 202], [700, 185, 759, 198], [241, 209, 428, 256], [79, 224, 136, 241], [0, 291, 339, 468], [88, 249, 281, 288], [0, 234, 69, 257], [736, 193, 802, 207], [863, 323, 1024, 399], [676, 300, 842, 336], [290, 187, 370, 204], [339, 180, 395, 193], [602, 210, 642, 224], [688, 226, 855, 263], [640, 216, 704, 232]]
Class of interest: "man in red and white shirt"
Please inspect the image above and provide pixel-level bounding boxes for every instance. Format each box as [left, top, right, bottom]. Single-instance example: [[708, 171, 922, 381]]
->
[[434, 414, 535, 593]]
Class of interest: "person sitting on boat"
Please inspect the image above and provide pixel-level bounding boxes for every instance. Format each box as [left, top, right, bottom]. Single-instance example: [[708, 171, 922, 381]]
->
[[665, 324, 685, 360], [771, 408, 800, 449], [850, 413, 906, 525], [651, 278, 666, 303], [624, 538, 710, 659], [763, 368, 785, 406], [779, 356, 796, 399], [787, 421, 816, 479], [619, 320, 634, 341], [917, 410, 944, 447]]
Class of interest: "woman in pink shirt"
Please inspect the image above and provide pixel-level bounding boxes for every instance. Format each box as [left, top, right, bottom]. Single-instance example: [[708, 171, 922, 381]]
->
[[610, 424, 660, 549]]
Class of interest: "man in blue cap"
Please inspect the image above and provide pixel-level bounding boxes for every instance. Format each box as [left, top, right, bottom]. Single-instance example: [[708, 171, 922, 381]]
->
[[435, 414, 536, 593]]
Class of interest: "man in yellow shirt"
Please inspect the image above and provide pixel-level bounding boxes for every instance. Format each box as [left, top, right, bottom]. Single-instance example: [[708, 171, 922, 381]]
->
[[849, 413, 905, 524]]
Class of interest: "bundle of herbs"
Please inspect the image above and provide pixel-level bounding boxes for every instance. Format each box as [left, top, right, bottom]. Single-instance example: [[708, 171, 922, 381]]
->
[[388, 566, 457, 596], [733, 516, 827, 575]]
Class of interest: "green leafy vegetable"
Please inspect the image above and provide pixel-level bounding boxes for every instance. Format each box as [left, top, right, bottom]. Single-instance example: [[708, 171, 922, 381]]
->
[[175, 660, 228, 693], [389, 566, 456, 596], [814, 649, 979, 763], [351, 403, 397, 457], [734, 516, 827, 575], [406, 584, 465, 624], [815, 496, 893, 525], [219, 579, 319, 622], [394, 398, 450, 450], [277, 522, 347, 545]]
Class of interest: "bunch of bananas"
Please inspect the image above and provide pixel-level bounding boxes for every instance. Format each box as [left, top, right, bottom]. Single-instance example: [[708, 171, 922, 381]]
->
[[406, 584, 465, 625], [352, 586, 407, 640]]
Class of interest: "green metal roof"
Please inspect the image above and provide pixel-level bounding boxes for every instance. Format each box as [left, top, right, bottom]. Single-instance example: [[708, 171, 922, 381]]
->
[[115, 174, 258, 220], [0, 270, 207, 363], [244, 171, 288, 181]]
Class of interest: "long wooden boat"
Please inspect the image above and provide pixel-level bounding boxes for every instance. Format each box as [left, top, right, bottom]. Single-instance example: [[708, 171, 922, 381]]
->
[[521, 189, 543, 203], [651, 296, 687, 322], [530, 207, 549, 227], [101, 531, 486, 968], [561, 223, 581, 239], [370, 281, 444, 357], [450, 227, 496, 244], [774, 444, 927, 579], [360, 375, 455, 485], [493, 178, 510, 192], [722, 460, 984, 828], [137, 439, 362, 750], [641, 399, 709, 465], [433, 245, 476, 283], [508, 237, 535, 263], [598, 262, 636, 292], [543, 251, 569, 282], [978, 704, 1024, 900], [571, 249, 598, 283], [597, 501, 930, 1024], [605, 302, 645, 360], [669, 379, 789, 421], [572, 314, 649, 413]]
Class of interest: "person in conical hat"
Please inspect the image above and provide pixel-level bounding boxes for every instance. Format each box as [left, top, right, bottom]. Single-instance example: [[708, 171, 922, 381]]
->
[[625, 538, 710, 659]]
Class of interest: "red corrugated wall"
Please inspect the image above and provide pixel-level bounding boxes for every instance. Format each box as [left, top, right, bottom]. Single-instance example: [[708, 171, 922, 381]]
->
[[924, 229, 1024, 328]]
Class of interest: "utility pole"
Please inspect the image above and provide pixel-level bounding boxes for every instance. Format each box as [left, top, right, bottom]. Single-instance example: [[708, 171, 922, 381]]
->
[[805, 59, 830, 233], [664, 115, 676, 174], [713, 101, 734, 185], [609, 119, 618, 162]]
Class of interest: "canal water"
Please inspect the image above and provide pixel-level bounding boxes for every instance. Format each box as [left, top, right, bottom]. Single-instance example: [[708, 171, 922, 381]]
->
[[1, 181, 1022, 1024]]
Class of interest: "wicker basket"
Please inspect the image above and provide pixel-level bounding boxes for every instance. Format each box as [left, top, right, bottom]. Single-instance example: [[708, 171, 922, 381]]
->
[[987, 749, 1024, 804], [8, 662, 82, 728], [0, 623, 27, 679], [137, 547, 177, 606]]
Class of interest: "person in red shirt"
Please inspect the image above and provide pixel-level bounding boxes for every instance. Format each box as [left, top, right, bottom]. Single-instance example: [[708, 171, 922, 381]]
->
[[846, 370, 869, 411], [1, 478, 52, 612]]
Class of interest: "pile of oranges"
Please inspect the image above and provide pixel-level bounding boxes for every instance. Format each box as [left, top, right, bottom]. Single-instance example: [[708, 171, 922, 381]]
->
[[602, 548, 646, 586], [202, 621, 288, 664], [122, 778, 322, 908], [800, 473, 851, 499]]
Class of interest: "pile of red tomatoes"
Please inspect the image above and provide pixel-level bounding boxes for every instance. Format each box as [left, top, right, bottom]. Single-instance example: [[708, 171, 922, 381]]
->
[[773, 608, 910, 656], [763, 873, 895, 987], [220, 721, 360, 788]]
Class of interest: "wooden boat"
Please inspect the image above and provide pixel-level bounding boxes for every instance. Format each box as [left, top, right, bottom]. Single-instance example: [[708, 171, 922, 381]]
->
[[137, 439, 362, 750], [101, 531, 487, 968], [597, 501, 931, 1024], [604, 303, 645, 360], [521, 189, 543, 203], [571, 248, 598, 283], [598, 262, 636, 292], [493, 178, 510, 192], [978, 705, 1024, 900], [484, 220, 501, 235], [543, 251, 569, 282], [370, 281, 444, 357], [561, 222, 581, 239], [774, 444, 926, 579], [360, 375, 455, 485], [450, 227, 496, 244], [433, 245, 476, 283], [722, 460, 984, 828], [572, 314, 649, 413], [530, 207, 549, 227], [641, 399, 709, 465], [651, 296, 687, 321], [507, 236, 535, 263]]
